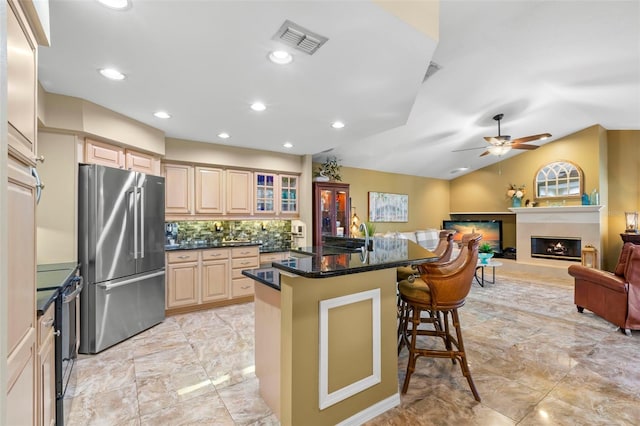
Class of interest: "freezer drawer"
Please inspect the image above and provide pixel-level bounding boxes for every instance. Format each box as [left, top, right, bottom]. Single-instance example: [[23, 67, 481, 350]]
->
[[80, 270, 165, 354]]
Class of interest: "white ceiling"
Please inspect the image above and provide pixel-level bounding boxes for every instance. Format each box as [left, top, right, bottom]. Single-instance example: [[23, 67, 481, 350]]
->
[[38, 1, 640, 180]]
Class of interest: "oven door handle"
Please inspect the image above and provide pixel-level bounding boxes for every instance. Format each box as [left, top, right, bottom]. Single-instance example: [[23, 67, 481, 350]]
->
[[62, 276, 84, 304], [97, 270, 165, 291]]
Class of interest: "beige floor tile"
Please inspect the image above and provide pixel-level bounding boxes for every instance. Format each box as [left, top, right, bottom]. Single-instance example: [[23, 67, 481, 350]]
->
[[67, 271, 640, 425]]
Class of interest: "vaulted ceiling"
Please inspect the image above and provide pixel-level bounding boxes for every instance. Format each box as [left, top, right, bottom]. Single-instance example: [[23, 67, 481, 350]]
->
[[38, 1, 640, 179]]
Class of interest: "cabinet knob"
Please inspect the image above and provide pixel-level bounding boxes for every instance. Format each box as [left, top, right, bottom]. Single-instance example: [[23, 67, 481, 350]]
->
[[241, 285, 251, 289], [178, 255, 189, 259], [43, 317, 54, 328]]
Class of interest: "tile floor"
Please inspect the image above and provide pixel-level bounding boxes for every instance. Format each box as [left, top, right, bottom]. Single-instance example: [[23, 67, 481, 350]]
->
[[65, 267, 640, 425]]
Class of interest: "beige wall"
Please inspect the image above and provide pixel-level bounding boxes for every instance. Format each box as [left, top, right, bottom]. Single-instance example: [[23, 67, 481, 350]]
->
[[450, 126, 640, 271], [606, 130, 640, 269], [334, 165, 450, 235], [40, 91, 165, 156], [374, 0, 439, 42], [164, 137, 303, 173], [36, 131, 78, 263]]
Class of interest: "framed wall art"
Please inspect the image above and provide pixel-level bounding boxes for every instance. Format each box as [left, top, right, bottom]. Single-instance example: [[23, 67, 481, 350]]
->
[[368, 192, 408, 222]]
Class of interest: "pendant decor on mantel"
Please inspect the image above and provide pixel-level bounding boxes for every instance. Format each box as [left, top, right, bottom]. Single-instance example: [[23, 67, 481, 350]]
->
[[512, 197, 522, 208]]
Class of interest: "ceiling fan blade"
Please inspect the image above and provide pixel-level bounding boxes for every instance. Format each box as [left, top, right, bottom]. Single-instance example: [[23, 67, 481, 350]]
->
[[511, 133, 552, 144], [479, 150, 490, 157], [452, 146, 487, 152], [512, 144, 539, 150]]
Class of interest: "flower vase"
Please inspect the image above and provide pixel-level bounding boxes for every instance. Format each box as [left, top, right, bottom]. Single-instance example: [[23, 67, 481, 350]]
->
[[478, 252, 493, 265], [512, 197, 522, 208]]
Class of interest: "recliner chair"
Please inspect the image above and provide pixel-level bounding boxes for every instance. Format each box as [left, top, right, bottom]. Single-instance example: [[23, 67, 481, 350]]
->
[[568, 242, 640, 336]]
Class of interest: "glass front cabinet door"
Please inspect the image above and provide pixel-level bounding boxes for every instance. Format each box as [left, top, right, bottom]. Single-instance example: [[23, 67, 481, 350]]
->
[[255, 172, 299, 216], [279, 175, 298, 215], [255, 172, 276, 214], [313, 182, 350, 245]]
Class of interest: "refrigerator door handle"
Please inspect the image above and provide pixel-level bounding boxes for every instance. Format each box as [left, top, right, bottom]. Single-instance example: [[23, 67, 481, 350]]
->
[[97, 270, 165, 291], [133, 186, 138, 259], [140, 186, 145, 259]]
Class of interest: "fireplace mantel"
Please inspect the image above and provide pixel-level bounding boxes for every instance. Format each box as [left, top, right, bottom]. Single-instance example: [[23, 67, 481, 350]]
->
[[510, 205, 605, 268], [509, 205, 604, 214]]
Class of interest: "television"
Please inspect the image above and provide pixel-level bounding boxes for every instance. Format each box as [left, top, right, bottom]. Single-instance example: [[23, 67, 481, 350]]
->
[[442, 220, 503, 255]]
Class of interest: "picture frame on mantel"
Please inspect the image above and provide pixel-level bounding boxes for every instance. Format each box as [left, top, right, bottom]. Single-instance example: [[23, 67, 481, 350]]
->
[[368, 191, 408, 222]]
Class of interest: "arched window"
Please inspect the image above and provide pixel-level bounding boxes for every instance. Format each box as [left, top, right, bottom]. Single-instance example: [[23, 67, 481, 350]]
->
[[535, 161, 583, 199]]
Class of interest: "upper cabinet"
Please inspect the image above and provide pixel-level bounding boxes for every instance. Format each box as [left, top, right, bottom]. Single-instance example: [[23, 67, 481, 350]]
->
[[85, 138, 125, 169], [164, 162, 300, 220], [254, 172, 299, 216], [195, 166, 223, 214], [164, 163, 193, 215], [279, 174, 299, 215], [85, 138, 161, 175], [226, 169, 252, 215], [254, 172, 276, 215], [7, 0, 38, 161]]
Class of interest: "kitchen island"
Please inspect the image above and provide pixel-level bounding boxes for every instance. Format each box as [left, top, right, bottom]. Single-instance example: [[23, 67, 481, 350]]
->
[[243, 238, 438, 426]]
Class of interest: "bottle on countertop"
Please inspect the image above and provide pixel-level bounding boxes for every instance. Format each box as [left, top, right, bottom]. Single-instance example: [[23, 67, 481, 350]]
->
[[590, 189, 599, 205], [581, 193, 590, 205]]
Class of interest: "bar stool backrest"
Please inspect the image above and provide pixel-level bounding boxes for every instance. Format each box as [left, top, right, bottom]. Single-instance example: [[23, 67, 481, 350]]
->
[[417, 233, 482, 310]]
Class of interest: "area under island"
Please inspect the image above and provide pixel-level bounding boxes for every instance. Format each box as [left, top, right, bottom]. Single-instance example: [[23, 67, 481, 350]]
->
[[242, 238, 438, 426]]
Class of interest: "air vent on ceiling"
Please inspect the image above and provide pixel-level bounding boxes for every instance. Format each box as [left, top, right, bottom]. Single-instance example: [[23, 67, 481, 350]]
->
[[423, 61, 442, 82], [273, 20, 328, 55]]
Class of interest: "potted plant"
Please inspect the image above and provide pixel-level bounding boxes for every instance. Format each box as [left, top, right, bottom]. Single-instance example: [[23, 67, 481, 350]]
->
[[478, 242, 494, 265]]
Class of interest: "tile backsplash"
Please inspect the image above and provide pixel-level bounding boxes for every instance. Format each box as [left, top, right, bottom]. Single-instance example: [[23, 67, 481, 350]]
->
[[166, 220, 292, 250]]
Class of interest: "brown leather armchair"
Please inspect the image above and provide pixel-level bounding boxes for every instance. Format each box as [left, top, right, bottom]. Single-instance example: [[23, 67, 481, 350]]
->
[[568, 242, 640, 336]]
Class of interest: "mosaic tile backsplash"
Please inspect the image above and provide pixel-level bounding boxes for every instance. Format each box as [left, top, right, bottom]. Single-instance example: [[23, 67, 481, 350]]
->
[[166, 220, 292, 251]]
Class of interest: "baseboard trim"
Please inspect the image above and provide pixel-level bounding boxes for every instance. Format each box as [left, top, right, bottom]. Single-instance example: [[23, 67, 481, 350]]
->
[[335, 393, 400, 426]]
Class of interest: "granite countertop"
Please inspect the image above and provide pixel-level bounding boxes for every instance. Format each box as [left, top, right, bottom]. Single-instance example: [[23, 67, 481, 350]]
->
[[36, 262, 80, 316], [165, 241, 291, 253], [242, 237, 438, 283]]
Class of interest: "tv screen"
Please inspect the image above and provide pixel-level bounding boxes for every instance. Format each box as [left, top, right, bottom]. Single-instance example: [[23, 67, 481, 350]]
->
[[442, 220, 503, 255]]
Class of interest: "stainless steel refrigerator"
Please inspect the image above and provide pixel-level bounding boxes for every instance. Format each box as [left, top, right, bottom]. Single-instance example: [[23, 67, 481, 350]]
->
[[78, 164, 165, 354]]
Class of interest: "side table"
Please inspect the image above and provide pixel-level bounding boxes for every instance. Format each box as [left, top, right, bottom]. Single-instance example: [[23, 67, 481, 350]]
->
[[475, 260, 502, 287]]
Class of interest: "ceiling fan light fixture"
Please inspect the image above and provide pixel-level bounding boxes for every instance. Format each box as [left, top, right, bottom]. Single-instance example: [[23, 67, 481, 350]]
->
[[488, 145, 512, 156]]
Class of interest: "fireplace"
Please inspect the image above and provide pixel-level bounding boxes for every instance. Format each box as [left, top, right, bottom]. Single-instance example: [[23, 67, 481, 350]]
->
[[511, 205, 603, 268], [531, 236, 581, 261]]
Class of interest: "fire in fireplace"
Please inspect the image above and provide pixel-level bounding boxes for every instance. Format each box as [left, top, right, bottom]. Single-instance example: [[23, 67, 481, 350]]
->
[[531, 236, 581, 261]]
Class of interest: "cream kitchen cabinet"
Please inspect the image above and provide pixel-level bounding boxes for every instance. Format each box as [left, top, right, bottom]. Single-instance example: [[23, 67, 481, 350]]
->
[[38, 303, 56, 426], [7, 0, 37, 160], [195, 166, 224, 214], [259, 251, 289, 264], [163, 163, 194, 215], [166, 251, 199, 308], [231, 246, 259, 298], [125, 148, 161, 175], [201, 249, 230, 302], [6, 145, 37, 426], [85, 138, 125, 169], [254, 172, 299, 216], [86, 138, 161, 175], [226, 169, 252, 214], [278, 174, 299, 215], [166, 247, 254, 315]]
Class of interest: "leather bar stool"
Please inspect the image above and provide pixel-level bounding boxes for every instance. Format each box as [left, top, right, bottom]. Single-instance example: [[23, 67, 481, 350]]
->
[[398, 233, 482, 402]]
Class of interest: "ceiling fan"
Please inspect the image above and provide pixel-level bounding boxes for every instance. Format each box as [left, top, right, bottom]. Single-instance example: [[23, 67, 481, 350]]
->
[[454, 113, 551, 157]]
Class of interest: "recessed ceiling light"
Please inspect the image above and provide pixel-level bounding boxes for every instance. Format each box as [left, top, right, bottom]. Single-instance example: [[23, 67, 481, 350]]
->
[[99, 68, 126, 80], [97, 0, 130, 10], [331, 121, 345, 129], [268, 50, 293, 65], [283, 142, 293, 149], [250, 102, 266, 112], [218, 132, 230, 139], [153, 111, 171, 119], [450, 167, 469, 174]]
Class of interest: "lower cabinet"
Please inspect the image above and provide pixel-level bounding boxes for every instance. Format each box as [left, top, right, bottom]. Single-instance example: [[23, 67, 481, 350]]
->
[[231, 247, 259, 298], [259, 251, 289, 265], [38, 303, 56, 426], [166, 246, 257, 314], [201, 249, 231, 302]]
